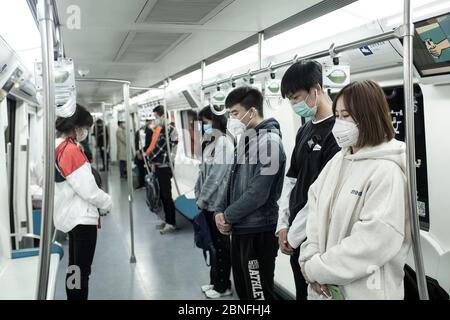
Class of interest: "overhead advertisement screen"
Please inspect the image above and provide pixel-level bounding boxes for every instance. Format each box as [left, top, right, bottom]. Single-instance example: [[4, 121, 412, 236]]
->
[[413, 12, 450, 77]]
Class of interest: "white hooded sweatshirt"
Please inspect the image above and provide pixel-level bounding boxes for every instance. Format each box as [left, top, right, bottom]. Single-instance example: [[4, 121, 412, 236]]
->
[[299, 139, 412, 300]]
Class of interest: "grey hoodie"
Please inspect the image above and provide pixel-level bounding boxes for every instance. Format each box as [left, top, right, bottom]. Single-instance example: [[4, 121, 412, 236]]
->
[[195, 135, 235, 212]]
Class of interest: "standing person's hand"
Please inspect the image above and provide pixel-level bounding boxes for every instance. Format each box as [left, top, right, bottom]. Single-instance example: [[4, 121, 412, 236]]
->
[[278, 228, 294, 255], [215, 213, 231, 235], [301, 262, 331, 298], [150, 164, 155, 172]]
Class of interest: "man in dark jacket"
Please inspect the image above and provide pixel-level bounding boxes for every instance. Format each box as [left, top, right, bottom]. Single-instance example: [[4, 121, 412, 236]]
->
[[215, 87, 286, 300]]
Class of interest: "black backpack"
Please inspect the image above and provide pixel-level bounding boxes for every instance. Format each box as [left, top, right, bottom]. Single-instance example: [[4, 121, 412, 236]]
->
[[404, 264, 449, 300], [193, 211, 215, 266], [145, 172, 162, 214]]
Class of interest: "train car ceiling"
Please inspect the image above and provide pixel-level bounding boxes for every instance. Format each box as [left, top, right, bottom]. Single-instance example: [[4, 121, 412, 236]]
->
[[54, 0, 361, 108]]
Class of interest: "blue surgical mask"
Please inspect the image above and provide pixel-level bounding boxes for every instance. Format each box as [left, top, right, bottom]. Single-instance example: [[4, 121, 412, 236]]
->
[[203, 124, 213, 135], [155, 119, 162, 126], [292, 90, 318, 120]]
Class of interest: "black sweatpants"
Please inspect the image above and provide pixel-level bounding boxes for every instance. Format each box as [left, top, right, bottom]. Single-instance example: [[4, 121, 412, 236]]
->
[[231, 231, 279, 300], [204, 210, 232, 293], [291, 246, 308, 300], [66, 225, 97, 300], [155, 166, 176, 226]]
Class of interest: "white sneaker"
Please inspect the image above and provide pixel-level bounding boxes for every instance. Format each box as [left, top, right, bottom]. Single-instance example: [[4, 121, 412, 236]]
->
[[201, 284, 214, 293], [205, 288, 233, 299], [155, 222, 166, 230], [160, 224, 176, 235]]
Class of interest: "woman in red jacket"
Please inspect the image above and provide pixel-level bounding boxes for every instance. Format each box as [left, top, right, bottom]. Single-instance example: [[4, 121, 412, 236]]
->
[[54, 104, 112, 300]]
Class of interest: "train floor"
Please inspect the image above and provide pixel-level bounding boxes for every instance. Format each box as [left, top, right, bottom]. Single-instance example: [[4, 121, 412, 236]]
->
[[54, 164, 237, 300]]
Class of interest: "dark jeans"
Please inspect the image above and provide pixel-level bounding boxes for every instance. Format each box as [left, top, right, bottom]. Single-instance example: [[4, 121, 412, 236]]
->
[[119, 160, 127, 178], [66, 225, 97, 300], [155, 166, 176, 226], [291, 246, 308, 300], [204, 210, 232, 293], [231, 231, 279, 300]]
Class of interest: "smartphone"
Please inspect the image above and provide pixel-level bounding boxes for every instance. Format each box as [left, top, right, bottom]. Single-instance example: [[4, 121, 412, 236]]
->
[[327, 285, 345, 300]]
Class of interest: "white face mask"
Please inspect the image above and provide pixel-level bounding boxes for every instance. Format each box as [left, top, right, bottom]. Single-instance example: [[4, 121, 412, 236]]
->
[[332, 118, 359, 148], [227, 109, 252, 136], [76, 128, 89, 142]]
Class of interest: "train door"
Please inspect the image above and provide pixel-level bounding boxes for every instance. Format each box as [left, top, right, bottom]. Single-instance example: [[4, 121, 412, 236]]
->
[[5, 97, 17, 250]]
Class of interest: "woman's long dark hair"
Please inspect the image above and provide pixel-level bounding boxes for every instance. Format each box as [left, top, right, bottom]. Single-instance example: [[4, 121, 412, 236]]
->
[[56, 104, 93, 135]]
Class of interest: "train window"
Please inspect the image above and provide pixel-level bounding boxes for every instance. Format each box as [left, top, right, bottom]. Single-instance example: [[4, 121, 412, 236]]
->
[[180, 110, 201, 159]]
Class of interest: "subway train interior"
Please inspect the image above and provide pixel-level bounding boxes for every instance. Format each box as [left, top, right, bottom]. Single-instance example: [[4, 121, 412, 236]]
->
[[1, 0, 450, 301]]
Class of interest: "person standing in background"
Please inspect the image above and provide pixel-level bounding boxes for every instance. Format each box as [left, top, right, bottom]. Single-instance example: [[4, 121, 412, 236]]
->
[[116, 120, 127, 179], [146, 106, 179, 235], [94, 119, 109, 171], [134, 120, 147, 189]]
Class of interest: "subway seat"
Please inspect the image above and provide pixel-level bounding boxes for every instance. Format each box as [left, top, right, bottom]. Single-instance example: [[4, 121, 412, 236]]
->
[[0, 250, 61, 300]]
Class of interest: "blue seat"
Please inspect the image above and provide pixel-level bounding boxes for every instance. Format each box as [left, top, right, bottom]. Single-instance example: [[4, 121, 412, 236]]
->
[[32, 209, 42, 235], [175, 195, 200, 221], [11, 243, 64, 260]]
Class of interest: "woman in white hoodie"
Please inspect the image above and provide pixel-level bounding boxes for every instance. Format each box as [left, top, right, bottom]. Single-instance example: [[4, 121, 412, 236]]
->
[[54, 105, 112, 300], [298, 80, 412, 300]]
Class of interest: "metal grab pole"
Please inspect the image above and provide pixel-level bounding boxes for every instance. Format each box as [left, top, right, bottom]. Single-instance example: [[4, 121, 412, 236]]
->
[[123, 83, 136, 263], [162, 86, 181, 197], [402, 0, 429, 300], [258, 32, 264, 69], [25, 139, 31, 233], [200, 61, 206, 106], [102, 103, 109, 192], [95, 120, 100, 169], [36, 0, 55, 300], [202, 30, 397, 90]]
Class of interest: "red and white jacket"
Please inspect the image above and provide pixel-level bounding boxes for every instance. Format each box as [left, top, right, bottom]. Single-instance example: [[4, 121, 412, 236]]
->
[[54, 138, 112, 233]]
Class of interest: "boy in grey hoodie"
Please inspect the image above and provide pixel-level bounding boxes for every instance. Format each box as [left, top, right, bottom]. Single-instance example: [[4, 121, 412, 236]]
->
[[215, 87, 286, 300]]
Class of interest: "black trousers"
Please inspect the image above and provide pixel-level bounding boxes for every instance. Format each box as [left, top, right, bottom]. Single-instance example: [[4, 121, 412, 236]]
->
[[119, 160, 127, 178], [231, 231, 279, 300], [66, 225, 97, 300], [135, 157, 146, 187], [155, 166, 176, 226], [204, 210, 232, 293], [290, 246, 309, 300]]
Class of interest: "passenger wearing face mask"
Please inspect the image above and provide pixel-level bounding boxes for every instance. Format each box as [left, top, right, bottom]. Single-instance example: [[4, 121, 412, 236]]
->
[[215, 87, 286, 300], [134, 120, 148, 189], [299, 80, 411, 300], [146, 105, 179, 234], [195, 106, 235, 299], [276, 60, 341, 300], [116, 121, 127, 179], [54, 104, 112, 300]]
